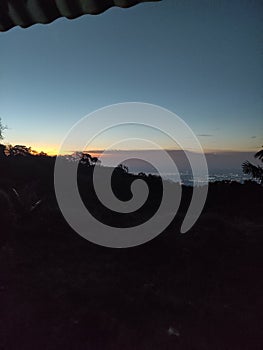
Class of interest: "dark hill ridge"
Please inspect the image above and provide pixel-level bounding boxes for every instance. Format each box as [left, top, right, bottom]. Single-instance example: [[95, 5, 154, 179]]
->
[[0, 155, 262, 349]]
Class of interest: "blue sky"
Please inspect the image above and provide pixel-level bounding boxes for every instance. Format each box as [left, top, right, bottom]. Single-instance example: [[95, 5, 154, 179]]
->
[[0, 0, 262, 154]]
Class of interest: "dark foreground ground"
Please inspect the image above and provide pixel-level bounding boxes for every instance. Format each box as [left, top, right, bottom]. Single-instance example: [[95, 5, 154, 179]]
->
[[0, 158, 263, 349]]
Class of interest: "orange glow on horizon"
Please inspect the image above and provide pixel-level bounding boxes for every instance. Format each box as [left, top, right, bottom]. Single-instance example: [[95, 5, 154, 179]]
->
[[29, 144, 60, 156], [9, 142, 258, 157]]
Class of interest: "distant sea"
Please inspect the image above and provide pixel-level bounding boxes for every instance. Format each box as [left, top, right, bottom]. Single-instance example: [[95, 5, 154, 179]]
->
[[136, 170, 251, 186]]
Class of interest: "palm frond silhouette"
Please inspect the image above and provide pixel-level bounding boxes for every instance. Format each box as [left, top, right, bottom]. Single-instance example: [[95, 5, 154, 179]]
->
[[0, 183, 43, 230], [242, 146, 263, 184], [255, 148, 263, 161]]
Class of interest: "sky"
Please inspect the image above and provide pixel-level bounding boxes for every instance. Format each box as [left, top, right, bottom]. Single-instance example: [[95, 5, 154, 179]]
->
[[0, 0, 262, 156]]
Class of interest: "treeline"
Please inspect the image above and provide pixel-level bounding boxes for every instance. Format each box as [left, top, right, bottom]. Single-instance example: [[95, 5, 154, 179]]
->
[[0, 144, 48, 158]]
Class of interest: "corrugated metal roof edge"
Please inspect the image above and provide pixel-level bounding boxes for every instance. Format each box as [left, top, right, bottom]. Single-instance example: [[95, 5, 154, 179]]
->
[[0, 0, 161, 32]]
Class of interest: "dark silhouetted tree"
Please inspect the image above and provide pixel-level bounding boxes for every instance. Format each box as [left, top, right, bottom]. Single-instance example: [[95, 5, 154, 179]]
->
[[0, 118, 7, 141], [117, 164, 129, 173], [0, 118, 7, 159], [8, 145, 33, 157], [242, 146, 263, 184], [80, 152, 101, 166]]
